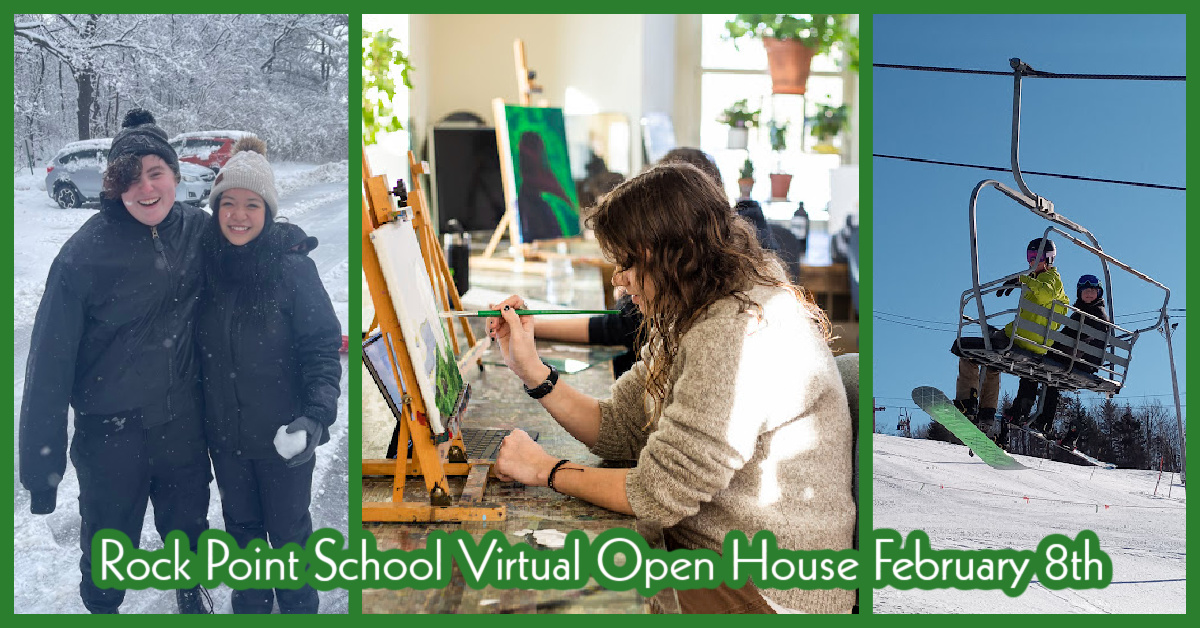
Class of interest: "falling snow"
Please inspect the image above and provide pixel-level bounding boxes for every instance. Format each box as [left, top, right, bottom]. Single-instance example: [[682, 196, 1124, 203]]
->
[[13, 161, 350, 614]]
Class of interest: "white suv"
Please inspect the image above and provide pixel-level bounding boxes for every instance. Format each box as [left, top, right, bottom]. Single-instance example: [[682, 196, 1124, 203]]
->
[[45, 139, 215, 208]]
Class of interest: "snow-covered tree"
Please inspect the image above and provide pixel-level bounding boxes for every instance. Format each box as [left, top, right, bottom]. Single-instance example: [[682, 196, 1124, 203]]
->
[[14, 14, 349, 164]]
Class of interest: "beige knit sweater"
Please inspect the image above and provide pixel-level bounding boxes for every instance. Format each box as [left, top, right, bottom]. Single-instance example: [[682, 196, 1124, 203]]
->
[[592, 283, 856, 613]]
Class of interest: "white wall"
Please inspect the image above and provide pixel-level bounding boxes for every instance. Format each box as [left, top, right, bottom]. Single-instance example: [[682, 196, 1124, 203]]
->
[[408, 14, 684, 174], [672, 14, 703, 149]]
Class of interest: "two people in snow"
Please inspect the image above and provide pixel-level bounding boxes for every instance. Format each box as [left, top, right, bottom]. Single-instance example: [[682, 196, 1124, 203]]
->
[[19, 109, 342, 614], [950, 237, 1112, 449]]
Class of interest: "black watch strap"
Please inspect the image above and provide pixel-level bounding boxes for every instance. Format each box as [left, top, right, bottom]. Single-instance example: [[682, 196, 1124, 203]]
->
[[524, 361, 559, 399]]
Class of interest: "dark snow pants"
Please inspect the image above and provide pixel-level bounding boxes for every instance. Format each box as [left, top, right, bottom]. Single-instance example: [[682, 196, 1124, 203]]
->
[[1014, 378, 1060, 432], [210, 452, 318, 614], [72, 412, 211, 613]]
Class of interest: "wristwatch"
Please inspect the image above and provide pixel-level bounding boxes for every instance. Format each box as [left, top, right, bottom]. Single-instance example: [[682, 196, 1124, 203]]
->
[[523, 361, 559, 399]]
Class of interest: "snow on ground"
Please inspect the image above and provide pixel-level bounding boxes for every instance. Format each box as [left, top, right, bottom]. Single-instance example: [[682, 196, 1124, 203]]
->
[[13, 163, 350, 614], [873, 434, 1186, 613]]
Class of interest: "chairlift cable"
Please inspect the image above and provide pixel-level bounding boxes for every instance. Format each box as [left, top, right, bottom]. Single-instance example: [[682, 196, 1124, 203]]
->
[[873, 153, 1185, 191], [874, 63, 1185, 81], [873, 310, 958, 325]]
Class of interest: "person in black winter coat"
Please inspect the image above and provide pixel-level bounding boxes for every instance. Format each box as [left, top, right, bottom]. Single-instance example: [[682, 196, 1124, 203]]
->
[[1056, 275, 1111, 448], [19, 109, 213, 614], [196, 137, 341, 614], [1069, 274, 1112, 373]]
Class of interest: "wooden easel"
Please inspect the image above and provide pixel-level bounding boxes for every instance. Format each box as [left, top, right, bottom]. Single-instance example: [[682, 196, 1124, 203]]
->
[[361, 147, 503, 522], [484, 38, 548, 259]]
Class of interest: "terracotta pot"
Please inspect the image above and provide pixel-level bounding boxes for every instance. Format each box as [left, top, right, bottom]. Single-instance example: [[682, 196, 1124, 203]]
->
[[763, 37, 817, 95], [737, 177, 754, 199], [726, 126, 749, 149], [769, 173, 793, 200]]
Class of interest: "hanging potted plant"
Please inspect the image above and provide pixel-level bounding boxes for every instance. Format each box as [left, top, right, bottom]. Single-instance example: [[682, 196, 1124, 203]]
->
[[768, 120, 792, 200], [725, 14, 851, 95], [809, 101, 848, 155], [716, 99, 760, 149], [737, 157, 755, 199]]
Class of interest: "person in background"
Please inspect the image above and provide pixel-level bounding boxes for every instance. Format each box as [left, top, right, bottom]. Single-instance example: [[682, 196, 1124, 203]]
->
[[533, 147, 782, 377]]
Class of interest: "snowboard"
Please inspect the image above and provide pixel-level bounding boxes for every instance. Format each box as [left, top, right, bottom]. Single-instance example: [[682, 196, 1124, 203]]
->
[[912, 386, 1027, 470]]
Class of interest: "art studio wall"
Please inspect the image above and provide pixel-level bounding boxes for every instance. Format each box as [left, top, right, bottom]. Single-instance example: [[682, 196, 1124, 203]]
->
[[406, 14, 685, 174]]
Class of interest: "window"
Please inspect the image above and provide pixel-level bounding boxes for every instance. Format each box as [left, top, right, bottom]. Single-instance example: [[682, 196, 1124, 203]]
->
[[698, 14, 855, 222]]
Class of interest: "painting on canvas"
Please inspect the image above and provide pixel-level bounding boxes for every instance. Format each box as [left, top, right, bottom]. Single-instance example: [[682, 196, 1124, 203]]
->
[[495, 103, 581, 243], [370, 218, 464, 435]]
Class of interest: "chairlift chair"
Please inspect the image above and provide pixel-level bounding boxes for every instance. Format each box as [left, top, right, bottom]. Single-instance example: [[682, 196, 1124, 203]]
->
[[953, 59, 1176, 400]]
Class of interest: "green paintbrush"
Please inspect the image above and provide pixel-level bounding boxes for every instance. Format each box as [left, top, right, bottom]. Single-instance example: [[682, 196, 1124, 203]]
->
[[439, 309, 620, 318]]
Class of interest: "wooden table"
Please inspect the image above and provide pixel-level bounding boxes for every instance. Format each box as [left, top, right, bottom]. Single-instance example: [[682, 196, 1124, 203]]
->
[[362, 340, 653, 614]]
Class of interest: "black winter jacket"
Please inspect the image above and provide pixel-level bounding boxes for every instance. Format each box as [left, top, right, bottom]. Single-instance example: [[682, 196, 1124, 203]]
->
[[1070, 298, 1112, 370], [197, 221, 342, 459], [20, 199, 208, 512], [734, 199, 782, 253]]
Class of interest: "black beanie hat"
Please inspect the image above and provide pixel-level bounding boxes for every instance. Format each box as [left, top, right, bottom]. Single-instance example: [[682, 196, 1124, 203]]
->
[[108, 109, 179, 172]]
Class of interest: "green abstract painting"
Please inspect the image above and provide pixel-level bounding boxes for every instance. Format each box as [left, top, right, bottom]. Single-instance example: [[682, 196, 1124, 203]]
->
[[500, 104, 581, 242]]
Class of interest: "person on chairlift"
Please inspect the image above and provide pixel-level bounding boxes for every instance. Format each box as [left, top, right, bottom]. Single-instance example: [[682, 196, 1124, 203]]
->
[[1006, 274, 1111, 448], [952, 237, 1069, 442]]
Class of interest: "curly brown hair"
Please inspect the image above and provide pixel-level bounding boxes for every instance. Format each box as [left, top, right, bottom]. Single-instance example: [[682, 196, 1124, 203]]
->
[[101, 153, 180, 199], [586, 162, 831, 428]]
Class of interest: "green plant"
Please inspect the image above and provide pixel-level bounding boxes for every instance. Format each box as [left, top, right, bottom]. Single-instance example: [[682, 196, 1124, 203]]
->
[[843, 32, 860, 73], [739, 157, 754, 180], [362, 28, 413, 145], [716, 99, 761, 128], [810, 102, 849, 141], [769, 120, 789, 152], [724, 14, 850, 57]]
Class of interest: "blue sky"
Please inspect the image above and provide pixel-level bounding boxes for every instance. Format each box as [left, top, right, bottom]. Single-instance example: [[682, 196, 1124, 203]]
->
[[871, 15, 1186, 434]]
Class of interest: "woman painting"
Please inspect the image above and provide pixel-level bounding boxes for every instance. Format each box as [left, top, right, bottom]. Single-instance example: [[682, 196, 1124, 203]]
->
[[488, 163, 855, 613]]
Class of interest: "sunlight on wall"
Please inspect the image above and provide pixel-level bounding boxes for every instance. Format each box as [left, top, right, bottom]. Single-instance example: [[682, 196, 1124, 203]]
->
[[564, 86, 601, 116]]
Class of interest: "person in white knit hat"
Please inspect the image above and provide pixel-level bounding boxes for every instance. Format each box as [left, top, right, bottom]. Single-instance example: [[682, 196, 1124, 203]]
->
[[197, 137, 342, 614]]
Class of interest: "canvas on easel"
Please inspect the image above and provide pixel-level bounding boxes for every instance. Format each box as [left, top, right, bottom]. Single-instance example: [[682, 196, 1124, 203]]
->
[[362, 147, 501, 522], [493, 101, 582, 244], [370, 217, 464, 436]]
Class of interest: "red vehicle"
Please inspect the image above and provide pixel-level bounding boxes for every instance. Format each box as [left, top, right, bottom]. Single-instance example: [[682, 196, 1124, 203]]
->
[[169, 131, 257, 173]]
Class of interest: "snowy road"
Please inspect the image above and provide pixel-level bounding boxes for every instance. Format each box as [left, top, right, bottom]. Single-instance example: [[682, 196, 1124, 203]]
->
[[12, 163, 350, 613], [873, 435, 1186, 613]]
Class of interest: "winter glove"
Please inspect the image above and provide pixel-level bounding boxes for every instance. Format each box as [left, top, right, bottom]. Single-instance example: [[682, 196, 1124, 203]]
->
[[29, 489, 56, 515], [275, 416, 324, 468], [996, 276, 1021, 298]]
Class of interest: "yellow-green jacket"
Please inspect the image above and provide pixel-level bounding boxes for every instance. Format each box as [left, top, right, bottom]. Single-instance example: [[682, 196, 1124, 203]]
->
[[1005, 267, 1070, 354]]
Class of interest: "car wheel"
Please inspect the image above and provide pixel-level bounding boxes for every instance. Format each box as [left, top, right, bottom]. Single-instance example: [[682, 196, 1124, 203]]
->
[[53, 184, 82, 209]]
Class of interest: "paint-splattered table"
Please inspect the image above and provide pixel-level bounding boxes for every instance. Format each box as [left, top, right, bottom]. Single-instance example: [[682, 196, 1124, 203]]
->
[[362, 340, 653, 614]]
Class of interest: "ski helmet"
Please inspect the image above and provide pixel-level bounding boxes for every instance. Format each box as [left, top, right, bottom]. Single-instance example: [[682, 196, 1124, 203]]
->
[[1077, 274, 1104, 301], [1026, 237, 1055, 265]]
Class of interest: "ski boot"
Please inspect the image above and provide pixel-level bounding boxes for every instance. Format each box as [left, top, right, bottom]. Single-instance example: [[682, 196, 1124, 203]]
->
[[995, 416, 1011, 450], [1029, 419, 1054, 442], [952, 390, 978, 421], [976, 407, 997, 437]]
